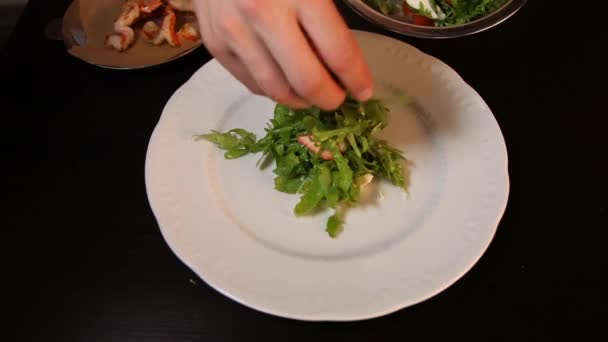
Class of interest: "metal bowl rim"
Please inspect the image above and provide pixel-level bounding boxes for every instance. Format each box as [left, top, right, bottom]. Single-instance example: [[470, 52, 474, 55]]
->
[[343, 0, 528, 39]]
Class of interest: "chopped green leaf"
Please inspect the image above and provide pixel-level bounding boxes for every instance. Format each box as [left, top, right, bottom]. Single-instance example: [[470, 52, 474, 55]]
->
[[274, 176, 304, 194], [294, 165, 331, 216], [326, 214, 343, 238]]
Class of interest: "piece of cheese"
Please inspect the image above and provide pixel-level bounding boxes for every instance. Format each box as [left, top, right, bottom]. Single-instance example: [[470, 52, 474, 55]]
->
[[405, 0, 446, 20], [357, 174, 374, 189]]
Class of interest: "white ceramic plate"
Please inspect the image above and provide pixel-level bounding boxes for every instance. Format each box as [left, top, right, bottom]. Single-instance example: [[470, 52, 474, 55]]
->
[[145, 30, 509, 321]]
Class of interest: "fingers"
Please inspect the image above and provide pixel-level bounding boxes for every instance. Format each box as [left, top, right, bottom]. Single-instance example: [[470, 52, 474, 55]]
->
[[215, 52, 264, 96], [196, 2, 262, 95], [296, 0, 374, 101], [240, 1, 346, 110], [220, 12, 309, 108], [196, 0, 373, 110]]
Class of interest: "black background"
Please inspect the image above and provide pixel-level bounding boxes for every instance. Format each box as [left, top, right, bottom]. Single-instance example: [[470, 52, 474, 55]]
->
[[4, 0, 607, 340]]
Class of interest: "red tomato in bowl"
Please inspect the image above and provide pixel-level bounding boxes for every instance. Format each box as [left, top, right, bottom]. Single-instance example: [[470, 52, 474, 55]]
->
[[412, 14, 435, 26], [402, 4, 435, 26]]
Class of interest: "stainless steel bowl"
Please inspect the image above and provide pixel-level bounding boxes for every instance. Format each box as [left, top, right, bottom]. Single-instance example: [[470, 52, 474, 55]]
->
[[344, 0, 528, 38]]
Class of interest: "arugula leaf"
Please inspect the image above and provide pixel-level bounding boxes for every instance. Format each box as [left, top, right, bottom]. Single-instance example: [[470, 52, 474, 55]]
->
[[436, 0, 508, 26], [195, 129, 261, 159], [274, 176, 304, 194], [326, 214, 343, 238], [346, 133, 362, 158], [274, 152, 300, 176], [328, 142, 354, 194], [326, 187, 340, 209], [294, 164, 331, 216]]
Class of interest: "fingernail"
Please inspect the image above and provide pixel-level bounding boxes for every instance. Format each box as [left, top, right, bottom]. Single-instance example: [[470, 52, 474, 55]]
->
[[357, 87, 373, 101]]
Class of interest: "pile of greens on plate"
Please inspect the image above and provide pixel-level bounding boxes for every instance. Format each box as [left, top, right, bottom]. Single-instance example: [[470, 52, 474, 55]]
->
[[197, 97, 409, 238], [365, 0, 508, 26]]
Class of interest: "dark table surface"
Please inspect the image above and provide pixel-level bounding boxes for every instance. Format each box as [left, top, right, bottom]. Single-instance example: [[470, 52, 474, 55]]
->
[[5, 0, 607, 340]]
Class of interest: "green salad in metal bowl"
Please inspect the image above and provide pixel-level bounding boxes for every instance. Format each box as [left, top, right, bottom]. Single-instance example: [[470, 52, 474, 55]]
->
[[365, 0, 509, 26], [346, 0, 526, 38]]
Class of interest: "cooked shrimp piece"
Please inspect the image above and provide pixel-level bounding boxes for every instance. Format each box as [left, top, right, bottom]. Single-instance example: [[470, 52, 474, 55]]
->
[[114, 1, 141, 31], [139, 0, 163, 13], [153, 6, 180, 47], [107, 0, 141, 51], [105, 26, 135, 52], [177, 22, 199, 42], [142, 21, 160, 41], [297, 135, 346, 161], [168, 0, 194, 12], [298, 135, 321, 154]]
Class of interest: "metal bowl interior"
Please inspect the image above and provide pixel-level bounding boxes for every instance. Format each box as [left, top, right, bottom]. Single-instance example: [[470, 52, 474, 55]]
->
[[344, 0, 528, 38]]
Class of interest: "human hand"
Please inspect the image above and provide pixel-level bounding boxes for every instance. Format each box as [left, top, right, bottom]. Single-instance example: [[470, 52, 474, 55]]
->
[[193, 0, 374, 110]]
